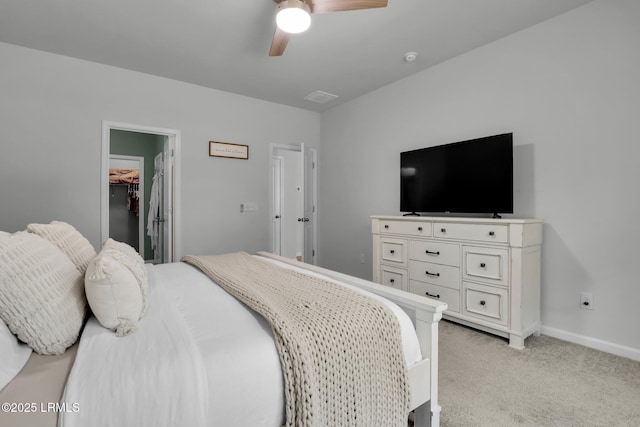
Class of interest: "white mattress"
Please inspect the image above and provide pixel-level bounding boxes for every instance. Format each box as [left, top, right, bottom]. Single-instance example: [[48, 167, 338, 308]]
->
[[60, 257, 422, 427]]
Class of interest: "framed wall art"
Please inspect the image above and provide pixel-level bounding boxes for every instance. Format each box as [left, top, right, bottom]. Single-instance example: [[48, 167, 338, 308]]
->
[[209, 141, 249, 159]]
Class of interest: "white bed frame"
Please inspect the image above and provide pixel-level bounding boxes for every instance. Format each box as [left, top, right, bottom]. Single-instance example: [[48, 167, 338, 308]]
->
[[257, 252, 448, 427]]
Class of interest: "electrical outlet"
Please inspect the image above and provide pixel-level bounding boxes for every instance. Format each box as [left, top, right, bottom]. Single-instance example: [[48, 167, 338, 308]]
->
[[580, 292, 594, 310]]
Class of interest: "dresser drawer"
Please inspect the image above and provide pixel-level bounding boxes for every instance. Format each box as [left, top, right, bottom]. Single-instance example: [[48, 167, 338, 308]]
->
[[410, 280, 459, 312], [462, 282, 508, 326], [434, 222, 508, 243], [379, 266, 407, 291], [409, 240, 460, 266], [463, 246, 509, 287], [379, 220, 432, 237], [409, 260, 460, 290], [380, 238, 407, 266]]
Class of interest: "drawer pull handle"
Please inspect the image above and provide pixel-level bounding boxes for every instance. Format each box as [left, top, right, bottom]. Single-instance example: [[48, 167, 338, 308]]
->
[[480, 263, 486, 268], [480, 300, 486, 306], [425, 250, 440, 255], [489, 231, 495, 236], [384, 224, 389, 229], [417, 227, 423, 231], [390, 249, 395, 254], [440, 228, 446, 233], [425, 292, 440, 299], [425, 271, 440, 277], [389, 278, 395, 283]]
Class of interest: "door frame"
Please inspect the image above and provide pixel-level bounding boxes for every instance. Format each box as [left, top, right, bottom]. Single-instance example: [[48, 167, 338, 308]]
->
[[101, 120, 182, 261], [108, 154, 145, 258], [269, 143, 317, 264]]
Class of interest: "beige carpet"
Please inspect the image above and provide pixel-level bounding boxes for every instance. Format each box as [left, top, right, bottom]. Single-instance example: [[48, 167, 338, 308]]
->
[[437, 320, 640, 427]]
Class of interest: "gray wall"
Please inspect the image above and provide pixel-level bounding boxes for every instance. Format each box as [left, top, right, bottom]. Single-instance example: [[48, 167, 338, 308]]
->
[[319, 0, 640, 352], [0, 41, 321, 257]]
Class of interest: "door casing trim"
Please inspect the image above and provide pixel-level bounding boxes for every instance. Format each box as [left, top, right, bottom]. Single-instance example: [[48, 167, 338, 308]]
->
[[101, 120, 182, 261]]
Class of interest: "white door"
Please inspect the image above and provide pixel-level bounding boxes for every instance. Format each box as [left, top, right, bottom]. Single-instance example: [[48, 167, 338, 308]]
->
[[161, 148, 174, 263], [271, 156, 283, 255], [148, 150, 174, 264], [148, 153, 162, 263], [300, 143, 317, 264]]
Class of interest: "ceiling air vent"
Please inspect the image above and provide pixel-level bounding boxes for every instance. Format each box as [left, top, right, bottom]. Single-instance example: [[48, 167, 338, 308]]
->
[[304, 91, 339, 104]]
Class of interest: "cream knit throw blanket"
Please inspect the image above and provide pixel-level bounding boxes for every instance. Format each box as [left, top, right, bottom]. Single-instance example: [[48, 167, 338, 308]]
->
[[182, 252, 410, 427]]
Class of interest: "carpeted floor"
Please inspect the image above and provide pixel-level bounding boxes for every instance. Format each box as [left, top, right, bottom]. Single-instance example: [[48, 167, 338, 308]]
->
[[437, 320, 640, 427]]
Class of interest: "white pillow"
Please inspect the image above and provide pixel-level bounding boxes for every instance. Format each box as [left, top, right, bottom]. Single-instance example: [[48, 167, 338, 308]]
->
[[0, 319, 32, 391], [101, 238, 149, 314], [85, 252, 143, 336], [0, 232, 87, 355], [27, 221, 97, 275], [0, 231, 9, 237]]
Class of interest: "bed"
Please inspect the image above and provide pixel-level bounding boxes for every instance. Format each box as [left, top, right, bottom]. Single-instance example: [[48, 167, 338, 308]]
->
[[0, 224, 447, 427]]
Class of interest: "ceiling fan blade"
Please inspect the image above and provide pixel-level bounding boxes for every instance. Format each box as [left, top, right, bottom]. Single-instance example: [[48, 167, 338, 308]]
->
[[308, 0, 387, 14], [269, 26, 291, 56]]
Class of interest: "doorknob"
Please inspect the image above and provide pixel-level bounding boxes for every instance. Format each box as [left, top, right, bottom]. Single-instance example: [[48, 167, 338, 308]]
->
[[297, 218, 303, 222], [304, 218, 310, 222], [275, 215, 280, 219]]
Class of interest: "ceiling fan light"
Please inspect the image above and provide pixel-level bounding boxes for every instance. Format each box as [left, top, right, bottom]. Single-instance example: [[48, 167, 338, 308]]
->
[[276, 0, 311, 34]]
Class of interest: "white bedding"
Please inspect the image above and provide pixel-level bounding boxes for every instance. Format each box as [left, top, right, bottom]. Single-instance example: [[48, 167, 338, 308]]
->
[[0, 319, 32, 392], [0, 230, 33, 391], [60, 257, 422, 427], [59, 264, 210, 427]]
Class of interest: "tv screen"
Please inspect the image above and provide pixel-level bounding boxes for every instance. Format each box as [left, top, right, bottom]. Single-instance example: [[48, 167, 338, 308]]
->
[[400, 133, 513, 216]]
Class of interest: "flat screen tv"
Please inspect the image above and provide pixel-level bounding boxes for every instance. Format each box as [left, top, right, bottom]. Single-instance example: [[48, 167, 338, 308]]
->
[[400, 133, 513, 217]]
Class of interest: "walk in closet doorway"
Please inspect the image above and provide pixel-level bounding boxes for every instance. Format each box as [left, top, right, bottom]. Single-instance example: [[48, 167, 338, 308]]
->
[[108, 155, 145, 256], [101, 121, 182, 263]]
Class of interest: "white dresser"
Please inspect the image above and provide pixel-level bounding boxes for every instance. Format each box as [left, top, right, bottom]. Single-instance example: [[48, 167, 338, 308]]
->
[[372, 215, 542, 349]]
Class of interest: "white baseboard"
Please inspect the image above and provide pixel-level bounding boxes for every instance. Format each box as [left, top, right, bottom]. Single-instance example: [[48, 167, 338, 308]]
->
[[540, 325, 640, 362]]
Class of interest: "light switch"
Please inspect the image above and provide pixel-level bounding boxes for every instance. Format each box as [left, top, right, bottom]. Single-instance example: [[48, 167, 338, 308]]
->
[[240, 202, 258, 213]]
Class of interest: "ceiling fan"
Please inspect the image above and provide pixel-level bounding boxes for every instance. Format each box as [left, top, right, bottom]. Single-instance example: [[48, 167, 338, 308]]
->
[[269, 0, 388, 56]]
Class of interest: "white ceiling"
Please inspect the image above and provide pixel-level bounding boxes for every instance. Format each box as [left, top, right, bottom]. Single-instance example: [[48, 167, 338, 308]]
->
[[0, 0, 593, 112]]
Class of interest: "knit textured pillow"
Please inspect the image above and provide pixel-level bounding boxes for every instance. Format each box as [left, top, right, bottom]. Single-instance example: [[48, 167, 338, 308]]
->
[[85, 251, 144, 336], [0, 232, 87, 355], [101, 239, 149, 314], [27, 221, 97, 275]]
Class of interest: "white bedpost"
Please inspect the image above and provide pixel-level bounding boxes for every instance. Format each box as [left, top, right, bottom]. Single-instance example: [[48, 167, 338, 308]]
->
[[413, 310, 442, 427]]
